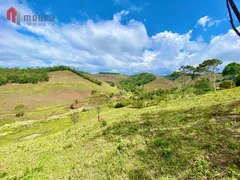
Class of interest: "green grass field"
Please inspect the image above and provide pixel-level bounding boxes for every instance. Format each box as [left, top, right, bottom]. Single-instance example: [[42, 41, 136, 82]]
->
[[0, 87, 239, 179]]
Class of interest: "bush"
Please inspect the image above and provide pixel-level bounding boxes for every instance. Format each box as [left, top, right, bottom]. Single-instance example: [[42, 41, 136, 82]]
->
[[194, 78, 213, 95], [91, 90, 97, 95], [101, 120, 107, 127], [82, 108, 89, 112], [16, 112, 24, 118], [0, 171, 7, 178], [106, 81, 115, 87], [109, 92, 114, 98], [219, 80, 236, 89], [114, 102, 125, 108], [15, 104, 25, 118]]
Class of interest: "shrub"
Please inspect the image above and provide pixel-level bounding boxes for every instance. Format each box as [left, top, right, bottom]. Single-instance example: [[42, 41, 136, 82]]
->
[[0, 171, 7, 178], [91, 90, 97, 95], [16, 112, 24, 118], [219, 80, 236, 89], [109, 92, 114, 98], [194, 78, 213, 95], [105, 81, 115, 87], [101, 120, 107, 127], [82, 108, 89, 112], [15, 104, 25, 118], [114, 102, 125, 108]]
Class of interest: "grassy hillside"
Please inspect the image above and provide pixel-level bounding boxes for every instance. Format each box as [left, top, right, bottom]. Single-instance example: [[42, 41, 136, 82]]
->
[[0, 66, 102, 86], [0, 87, 239, 179], [0, 71, 117, 118], [91, 74, 129, 83], [144, 77, 175, 91]]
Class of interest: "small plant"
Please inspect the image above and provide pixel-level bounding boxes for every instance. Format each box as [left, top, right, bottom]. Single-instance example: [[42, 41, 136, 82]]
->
[[0, 171, 7, 178], [91, 90, 97, 95], [101, 120, 107, 127], [162, 147, 172, 158], [70, 112, 80, 128], [154, 138, 167, 148], [82, 108, 89, 112], [15, 104, 25, 118], [74, 99, 79, 105]]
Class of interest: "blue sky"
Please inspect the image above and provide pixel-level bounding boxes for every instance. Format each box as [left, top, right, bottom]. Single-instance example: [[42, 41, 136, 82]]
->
[[0, 0, 239, 75]]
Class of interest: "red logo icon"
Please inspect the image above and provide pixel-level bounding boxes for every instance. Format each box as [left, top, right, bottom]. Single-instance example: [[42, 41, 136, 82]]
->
[[7, 7, 21, 25]]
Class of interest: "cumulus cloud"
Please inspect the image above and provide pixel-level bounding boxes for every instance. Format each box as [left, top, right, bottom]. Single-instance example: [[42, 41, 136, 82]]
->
[[0, 0, 239, 75]]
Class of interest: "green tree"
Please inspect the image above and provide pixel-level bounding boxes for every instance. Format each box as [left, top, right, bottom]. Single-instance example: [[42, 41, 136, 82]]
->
[[70, 112, 80, 128], [222, 62, 240, 79], [168, 71, 180, 81], [89, 93, 110, 122], [197, 59, 223, 92], [178, 65, 196, 97]]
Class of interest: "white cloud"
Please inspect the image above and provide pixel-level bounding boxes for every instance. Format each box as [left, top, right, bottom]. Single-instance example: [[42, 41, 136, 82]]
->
[[197, 16, 211, 28], [113, 10, 129, 22], [0, 0, 239, 75], [196, 16, 222, 30]]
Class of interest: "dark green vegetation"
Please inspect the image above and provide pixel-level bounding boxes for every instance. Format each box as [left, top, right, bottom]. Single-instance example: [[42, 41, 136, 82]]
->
[[120, 73, 156, 91], [105, 80, 115, 87], [0, 66, 102, 86], [99, 72, 121, 75]]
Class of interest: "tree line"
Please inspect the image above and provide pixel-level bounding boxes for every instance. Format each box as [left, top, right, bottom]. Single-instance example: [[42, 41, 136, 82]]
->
[[169, 59, 240, 96]]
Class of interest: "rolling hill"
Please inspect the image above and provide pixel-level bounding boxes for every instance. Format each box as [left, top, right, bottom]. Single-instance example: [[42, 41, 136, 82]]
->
[[0, 71, 117, 117], [144, 76, 175, 91], [91, 74, 129, 83], [0, 87, 239, 179]]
